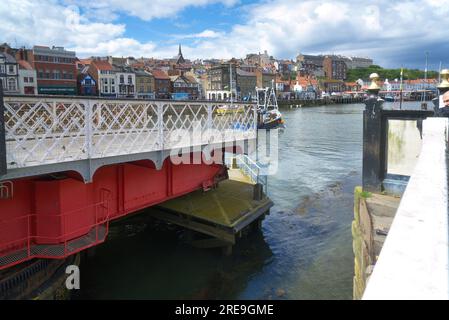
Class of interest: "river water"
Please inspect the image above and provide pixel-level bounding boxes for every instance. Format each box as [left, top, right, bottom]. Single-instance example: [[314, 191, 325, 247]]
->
[[73, 102, 383, 300]]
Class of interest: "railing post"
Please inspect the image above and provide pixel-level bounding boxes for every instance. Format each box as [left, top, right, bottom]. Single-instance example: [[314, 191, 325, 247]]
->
[[158, 102, 164, 149], [0, 80, 6, 176], [207, 103, 212, 130], [85, 100, 93, 159], [363, 73, 385, 193]]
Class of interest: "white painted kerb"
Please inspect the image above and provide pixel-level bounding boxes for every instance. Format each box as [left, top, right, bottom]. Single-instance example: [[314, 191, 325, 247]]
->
[[363, 118, 449, 300]]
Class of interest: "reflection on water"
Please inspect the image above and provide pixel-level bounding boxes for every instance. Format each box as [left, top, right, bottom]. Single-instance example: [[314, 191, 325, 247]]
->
[[76, 102, 427, 300]]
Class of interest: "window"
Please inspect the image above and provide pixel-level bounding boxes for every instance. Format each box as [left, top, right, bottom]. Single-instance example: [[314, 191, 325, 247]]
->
[[128, 75, 132, 84], [7, 78, 16, 91], [53, 70, 61, 80], [120, 75, 124, 84], [104, 78, 108, 85], [29, 77, 33, 82], [8, 65, 14, 74], [111, 78, 115, 85], [111, 86, 115, 93], [38, 70, 44, 79], [24, 77, 29, 83], [104, 86, 108, 93], [45, 70, 50, 79]]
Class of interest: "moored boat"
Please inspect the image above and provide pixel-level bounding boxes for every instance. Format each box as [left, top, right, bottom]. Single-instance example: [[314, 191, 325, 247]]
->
[[256, 82, 285, 130]]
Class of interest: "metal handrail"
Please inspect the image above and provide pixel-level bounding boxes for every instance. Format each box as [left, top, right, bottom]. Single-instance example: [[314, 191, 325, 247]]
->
[[2, 97, 257, 170], [227, 154, 268, 193]]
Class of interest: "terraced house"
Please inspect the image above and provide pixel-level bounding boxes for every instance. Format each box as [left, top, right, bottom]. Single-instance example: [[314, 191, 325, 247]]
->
[[135, 69, 155, 99], [0, 51, 19, 94], [88, 59, 116, 97], [170, 74, 199, 100]]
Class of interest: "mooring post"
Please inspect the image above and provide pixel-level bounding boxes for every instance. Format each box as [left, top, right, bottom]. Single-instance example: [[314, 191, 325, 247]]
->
[[433, 69, 449, 114], [0, 80, 6, 176], [362, 73, 385, 193]]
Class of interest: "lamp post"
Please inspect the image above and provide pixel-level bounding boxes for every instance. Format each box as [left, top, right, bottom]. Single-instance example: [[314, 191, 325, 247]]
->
[[362, 73, 385, 193]]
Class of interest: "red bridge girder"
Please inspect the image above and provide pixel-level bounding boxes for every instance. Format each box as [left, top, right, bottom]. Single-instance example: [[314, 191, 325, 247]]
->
[[0, 155, 227, 270]]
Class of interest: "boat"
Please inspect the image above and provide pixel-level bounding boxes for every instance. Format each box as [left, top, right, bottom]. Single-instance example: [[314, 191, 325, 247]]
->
[[256, 82, 285, 130], [384, 95, 395, 102], [215, 104, 245, 115]]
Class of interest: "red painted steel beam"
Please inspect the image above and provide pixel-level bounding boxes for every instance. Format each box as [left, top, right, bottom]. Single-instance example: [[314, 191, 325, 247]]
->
[[0, 154, 227, 270]]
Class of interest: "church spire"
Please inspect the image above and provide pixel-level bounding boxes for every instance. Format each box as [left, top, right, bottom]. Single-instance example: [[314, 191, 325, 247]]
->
[[176, 44, 186, 64]]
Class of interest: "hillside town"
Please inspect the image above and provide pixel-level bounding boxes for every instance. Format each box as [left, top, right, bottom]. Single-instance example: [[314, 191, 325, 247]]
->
[[0, 43, 439, 100]]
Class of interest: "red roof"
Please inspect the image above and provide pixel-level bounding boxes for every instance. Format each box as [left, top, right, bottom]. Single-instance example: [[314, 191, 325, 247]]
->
[[79, 58, 93, 66], [92, 60, 113, 71], [17, 60, 33, 70], [152, 69, 170, 80]]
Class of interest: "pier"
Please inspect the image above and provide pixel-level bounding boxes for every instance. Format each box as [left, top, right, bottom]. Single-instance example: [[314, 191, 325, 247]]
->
[[352, 71, 449, 299]]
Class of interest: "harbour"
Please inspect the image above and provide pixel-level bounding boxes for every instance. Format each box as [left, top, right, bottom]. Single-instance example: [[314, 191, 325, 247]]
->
[[71, 101, 367, 300], [1, 0, 449, 303]]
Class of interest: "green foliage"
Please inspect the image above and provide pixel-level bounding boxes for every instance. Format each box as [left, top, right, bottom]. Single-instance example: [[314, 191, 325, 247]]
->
[[347, 65, 439, 82], [360, 191, 372, 199]]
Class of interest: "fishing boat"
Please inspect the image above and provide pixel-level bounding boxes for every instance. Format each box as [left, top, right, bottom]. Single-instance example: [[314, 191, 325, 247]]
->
[[256, 82, 285, 130]]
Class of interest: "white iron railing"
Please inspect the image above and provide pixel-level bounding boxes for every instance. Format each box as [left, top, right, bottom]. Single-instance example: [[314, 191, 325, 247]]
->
[[226, 154, 268, 193], [2, 97, 257, 169]]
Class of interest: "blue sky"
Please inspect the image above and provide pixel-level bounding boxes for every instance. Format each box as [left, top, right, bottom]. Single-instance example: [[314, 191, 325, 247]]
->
[[1, 0, 448, 69]]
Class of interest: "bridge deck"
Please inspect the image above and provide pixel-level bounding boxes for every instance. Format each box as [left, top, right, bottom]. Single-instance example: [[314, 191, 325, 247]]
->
[[1, 97, 257, 181]]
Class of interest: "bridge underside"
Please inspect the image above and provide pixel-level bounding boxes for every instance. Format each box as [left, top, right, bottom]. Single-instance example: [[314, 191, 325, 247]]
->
[[0, 152, 230, 270]]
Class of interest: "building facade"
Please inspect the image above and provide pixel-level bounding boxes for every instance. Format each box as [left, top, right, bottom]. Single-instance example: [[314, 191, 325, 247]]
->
[[323, 56, 348, 80], [17, 60, 37, 95], [346, 57, 374, 69], [206, 63, 237, 100], [296, 54, 325, 77], [236, 69, 256, 100], [170, 74, 199, 100], [78, 73, 97, 96], [88, 60, 116, 97], [152, 69, 171, 99], [135, 70, 155, 99], [320, 79, 346, 93], [114, 66, 136, 98], [31, 46, 77, 95], [0, 52, 19, 94], [256, 69, 276, 89]]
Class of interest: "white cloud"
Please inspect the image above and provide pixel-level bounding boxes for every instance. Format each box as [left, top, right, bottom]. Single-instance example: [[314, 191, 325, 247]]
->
[[0, 0, 125, 50], [0, 0, 448, 67], [65, 0, 239, 21], [180, 0, 449, 67]]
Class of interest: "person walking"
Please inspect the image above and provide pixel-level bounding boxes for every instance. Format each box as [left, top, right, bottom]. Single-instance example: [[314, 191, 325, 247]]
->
[[436, 91, 449, 117]]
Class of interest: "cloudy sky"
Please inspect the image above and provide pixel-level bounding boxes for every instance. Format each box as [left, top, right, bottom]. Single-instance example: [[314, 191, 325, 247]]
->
[[1, 0, 448, 69]]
